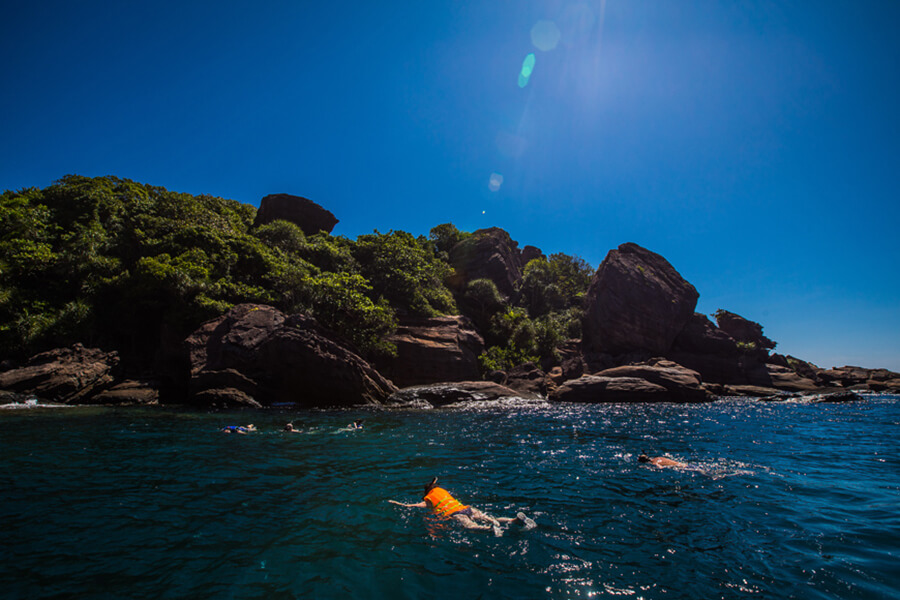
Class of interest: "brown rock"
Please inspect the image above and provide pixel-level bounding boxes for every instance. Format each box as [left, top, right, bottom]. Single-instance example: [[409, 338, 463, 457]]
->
[[506, 362, 548, 396], [595, 360, 710, 402], [0, 344, 118, 404], [185, 304, 396, 407], [253, 193, 338, 235], [93, 380, 159, 405], [550, 375, 669, 403], [763, 364, 819, 392], [714, 310, 776, 352], [374, 315, 484, 387], [449, 228, 524, 298], [582, 243, 699, 356]]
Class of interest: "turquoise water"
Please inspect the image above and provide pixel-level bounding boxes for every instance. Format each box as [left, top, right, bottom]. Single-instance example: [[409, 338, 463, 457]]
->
[[3, 397, 899, 599]]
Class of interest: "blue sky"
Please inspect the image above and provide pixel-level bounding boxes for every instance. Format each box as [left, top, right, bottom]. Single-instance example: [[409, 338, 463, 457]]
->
[[2, 1, 898, 371]]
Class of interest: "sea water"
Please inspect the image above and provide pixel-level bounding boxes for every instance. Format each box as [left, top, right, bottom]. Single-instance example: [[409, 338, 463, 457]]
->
[[2, 396, 898, 599]]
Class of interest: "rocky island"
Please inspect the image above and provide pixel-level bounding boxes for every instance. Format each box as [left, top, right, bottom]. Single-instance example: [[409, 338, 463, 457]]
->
[[1, 176, 898, 408]]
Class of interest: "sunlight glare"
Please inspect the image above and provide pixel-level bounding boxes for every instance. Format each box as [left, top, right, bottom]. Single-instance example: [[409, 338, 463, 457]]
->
[[489, 172, 504, 192]]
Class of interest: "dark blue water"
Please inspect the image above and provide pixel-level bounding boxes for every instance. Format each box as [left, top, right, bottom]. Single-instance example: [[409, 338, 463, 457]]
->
[[3, 396, 898, 599]]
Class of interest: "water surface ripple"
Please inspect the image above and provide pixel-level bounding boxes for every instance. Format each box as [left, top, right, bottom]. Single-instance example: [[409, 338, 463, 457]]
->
[[3, 397, 898, 599]]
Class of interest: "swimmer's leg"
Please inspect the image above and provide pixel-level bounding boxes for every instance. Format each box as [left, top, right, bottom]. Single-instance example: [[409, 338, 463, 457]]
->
[[451, 513, 494, 532], [467, 508, 502, 527]]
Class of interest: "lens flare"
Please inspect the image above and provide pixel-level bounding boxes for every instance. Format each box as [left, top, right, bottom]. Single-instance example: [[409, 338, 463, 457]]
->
[[518, 53, 536, 88], [531, 20, 561, 51], [488, 173, 504, 192]]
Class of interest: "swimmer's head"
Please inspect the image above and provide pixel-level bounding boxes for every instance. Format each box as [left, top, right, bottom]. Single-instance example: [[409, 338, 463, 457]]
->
[[423, 476, 438, 498], [638, 454, 650, 463], [284, 423, 294, 431]]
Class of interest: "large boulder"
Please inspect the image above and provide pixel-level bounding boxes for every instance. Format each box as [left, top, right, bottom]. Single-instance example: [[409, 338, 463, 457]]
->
[[594, 360, 711, 402], [582, 243, 699, 356], [449, 227, 524, 298], [374, 315, 483, 387], [185, 304, 396, 407], [253, 193, 338, 235], [550, 375, 669, 403], [0, 344, 118, 404]]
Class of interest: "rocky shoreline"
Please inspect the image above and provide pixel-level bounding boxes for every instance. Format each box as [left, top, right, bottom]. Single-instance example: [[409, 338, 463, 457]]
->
[[2, 269, 897, 409], [2, 191, 898, 409]]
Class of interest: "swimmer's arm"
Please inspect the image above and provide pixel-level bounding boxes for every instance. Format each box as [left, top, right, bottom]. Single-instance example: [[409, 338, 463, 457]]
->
[[388, 500, 427, 508]]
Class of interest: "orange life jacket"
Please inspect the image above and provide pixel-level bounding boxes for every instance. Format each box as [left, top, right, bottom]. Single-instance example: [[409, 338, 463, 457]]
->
[[424, 487, 468, 518]]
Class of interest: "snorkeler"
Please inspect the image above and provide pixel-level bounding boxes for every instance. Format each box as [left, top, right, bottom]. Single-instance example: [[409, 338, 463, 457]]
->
[[388, 477, 536, 536], [221, 424, 256, 434], [348, 419, 364, 430], [638, 453, 687, 468], [283, 423, 300, 433]]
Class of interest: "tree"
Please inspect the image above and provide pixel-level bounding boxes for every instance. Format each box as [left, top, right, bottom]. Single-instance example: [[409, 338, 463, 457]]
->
[[352, 230, 456, 316]]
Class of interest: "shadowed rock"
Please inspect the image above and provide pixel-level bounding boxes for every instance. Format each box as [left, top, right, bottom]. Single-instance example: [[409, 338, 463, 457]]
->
[[714, 310, 776, 352], [582, 243, 699, 356], [449, 227, 524, 298], [185, 304, 396, 407], [0, 344, 118, 404], [254, 193, 338, 235], [374, 315, 483, 387], [93, 380, 160, 405]]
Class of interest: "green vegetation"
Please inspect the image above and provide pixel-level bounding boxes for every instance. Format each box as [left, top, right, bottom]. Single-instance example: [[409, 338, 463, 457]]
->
[[0, 175, 594, 377]]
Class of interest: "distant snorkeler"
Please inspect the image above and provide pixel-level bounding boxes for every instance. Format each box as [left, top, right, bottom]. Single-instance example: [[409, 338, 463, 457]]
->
[[221, 424, 256, 434], [283, 423, 300, 433], [388, 477, 536, 537], [638, 452, 687, 468], [349, 419, 364, 430]]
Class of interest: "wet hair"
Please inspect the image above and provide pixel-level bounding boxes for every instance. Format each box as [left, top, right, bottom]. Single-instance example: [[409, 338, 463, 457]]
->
[[638, 454, 650, 463], [423, 476, 438, 498]]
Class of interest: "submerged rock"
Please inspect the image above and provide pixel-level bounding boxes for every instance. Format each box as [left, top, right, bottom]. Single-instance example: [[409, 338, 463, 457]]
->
[[185, 304, 396, 407]]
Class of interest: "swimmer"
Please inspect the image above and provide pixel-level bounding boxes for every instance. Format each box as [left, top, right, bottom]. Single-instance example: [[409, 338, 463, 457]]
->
[[283, 423, 300, 433], [348, 419, 364, 430], [638, 453, 687, 468], [388, 477, 536, 536], [221, 424, 256, 434]]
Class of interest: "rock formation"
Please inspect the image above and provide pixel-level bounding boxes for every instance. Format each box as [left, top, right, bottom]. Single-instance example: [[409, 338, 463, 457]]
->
[[582, 243, 699, 356], [449, 227, 524, 298], [387, 381, 539, 407], [185, 304, 396, 407], [594, 360, 710, 402], [253, 193, 338, 235], [0, 344, 118, 404], [551, 375, 669, 403], [374, 315, 483, 387]]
